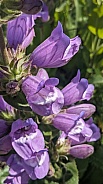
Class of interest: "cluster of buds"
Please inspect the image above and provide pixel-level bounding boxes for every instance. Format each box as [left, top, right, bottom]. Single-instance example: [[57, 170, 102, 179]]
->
[[0, 0, 101, 183]]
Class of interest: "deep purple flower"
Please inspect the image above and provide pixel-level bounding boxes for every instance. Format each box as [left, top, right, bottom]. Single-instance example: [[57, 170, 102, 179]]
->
[[10, 118, 45, 159], [0, 95, 13, 112], [0, 119, 10, 138], [7, 3, 49, 51], [69, 144, 94, 159], [30, 22, 81, 68], [7, 13, 35, 50], [62, 70, 94, 106], [21, 0, 43, 15], [0, 134, 12, 154], [22, 69, 64, 116]]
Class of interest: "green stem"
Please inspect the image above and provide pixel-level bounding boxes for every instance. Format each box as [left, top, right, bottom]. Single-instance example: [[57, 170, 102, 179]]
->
[[0, 24, 9, 65]]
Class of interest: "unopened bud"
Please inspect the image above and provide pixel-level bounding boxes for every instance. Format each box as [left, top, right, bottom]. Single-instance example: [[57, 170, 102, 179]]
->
[[21, 0, 43, 15], [69, 144, 94, 159], [2, 0, 43, 15], [6, 81, 20, 95]]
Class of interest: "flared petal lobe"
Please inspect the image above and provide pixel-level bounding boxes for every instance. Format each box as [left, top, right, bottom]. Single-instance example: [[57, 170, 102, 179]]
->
[[30, 22, 81, 68], [62, 70, 94, 105], [10, 118, 45, 159], [22, 69, 64, 116]]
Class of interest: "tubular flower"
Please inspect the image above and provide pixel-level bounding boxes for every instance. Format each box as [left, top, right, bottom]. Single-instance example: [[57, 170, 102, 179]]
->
[[7, 13, 35, 50], [52, 112, 100, 145], [7, 3, 49, 50], [22, 69, 64, 116], [21, 0, 43, 15], [30, 22, 81, 68], [62, 70, 94, 106], [4, 118, 50, 183]]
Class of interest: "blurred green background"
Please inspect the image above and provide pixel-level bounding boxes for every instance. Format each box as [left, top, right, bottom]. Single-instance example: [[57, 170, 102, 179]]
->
[[1, 0, 103, 184]]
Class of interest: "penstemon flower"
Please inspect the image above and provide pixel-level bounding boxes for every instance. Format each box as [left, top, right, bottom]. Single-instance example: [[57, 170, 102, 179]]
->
[[22, 68, 64, 116], [7, 3, 49, 51], [4, 118, 50, 183], [30, 22, 81, 68]]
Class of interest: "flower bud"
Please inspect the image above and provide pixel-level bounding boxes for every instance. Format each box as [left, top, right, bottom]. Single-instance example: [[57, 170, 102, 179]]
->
[[6, 81, 20, 95], [3, 0, 43, 15], [69, 144, 94, 159], [21, 0, 43, 15]]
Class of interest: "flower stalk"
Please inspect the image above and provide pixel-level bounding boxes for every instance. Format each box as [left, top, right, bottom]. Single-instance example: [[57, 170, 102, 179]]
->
[[0, 25, 9, 65]]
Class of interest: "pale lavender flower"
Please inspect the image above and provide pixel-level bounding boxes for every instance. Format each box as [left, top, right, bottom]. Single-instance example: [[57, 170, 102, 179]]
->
[[4, 154, 29, 184], [4, 149, 49, 183], [66, 104, 96, 119], [52, 112, 100, 144], [69, 144, 94, 159], [85, 117, 101, 142], [10, 118, 45, 159], [22, 69, 64, 116], [22, 150, 49, 179], [57, 132, 94, 159], [5, 118, 50, 182], [62, 70, 94, 106], [30, 22, 81, 68]]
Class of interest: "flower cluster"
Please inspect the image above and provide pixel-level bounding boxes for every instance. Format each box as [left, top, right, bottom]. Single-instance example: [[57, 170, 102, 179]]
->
[[0, 0, 101, 184], [4, 118, 49, 183]]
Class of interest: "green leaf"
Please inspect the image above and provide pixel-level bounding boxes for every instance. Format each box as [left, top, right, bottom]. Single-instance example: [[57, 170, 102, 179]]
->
[[65, 160, 79, 184], [88, 10, 103, 39]]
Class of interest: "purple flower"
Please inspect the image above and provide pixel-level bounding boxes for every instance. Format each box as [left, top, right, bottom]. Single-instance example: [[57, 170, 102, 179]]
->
[[0, 119, 10, 138], [7, 13, 35, 50], [22, 69, 64, 116], [36, 3, 50, 22], [52, 112, 100, 144], [22, 150, 49, 179], [7, 3, 49, 51], [85, 117, 101, 142], [30, 22, 81, 68], [0, 95, 13, 112], [66, 104, 96, 119], [4, 118, 50, 182], [10, 118, 45, 159], [4, 149, 49, 183], [21, 0, 43, 15], [56, 132, 94, 158], [62, 70, 94, 106], [4, 154, 29, 184], [69, 144, 94, 159], [0, 134, 12, 154]]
